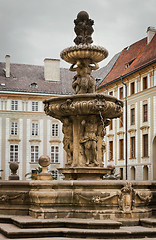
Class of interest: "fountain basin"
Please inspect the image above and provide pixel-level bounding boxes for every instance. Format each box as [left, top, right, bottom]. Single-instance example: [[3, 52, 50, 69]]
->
[[44, 93, 123, 120], [60, 45, 108, 64]]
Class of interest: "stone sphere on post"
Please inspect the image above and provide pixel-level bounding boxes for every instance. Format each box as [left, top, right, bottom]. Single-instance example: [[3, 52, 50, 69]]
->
[[38, 155, 52, 180], [9, 162, 19, 180]]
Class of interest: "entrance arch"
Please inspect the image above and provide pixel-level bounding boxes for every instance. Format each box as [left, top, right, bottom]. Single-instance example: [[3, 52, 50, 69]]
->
[[153, 136, 156, 180]]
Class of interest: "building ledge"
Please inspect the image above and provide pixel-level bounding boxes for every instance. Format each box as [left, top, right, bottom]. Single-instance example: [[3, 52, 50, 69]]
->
[[128, 129, 136, 133], [49, 140, 61, 143], [140, 126, 150, 130], [8, 138, 21, 143], [29, 139, 41, 143], [107, 134, 114, 137], [117, 131, 125, 135]]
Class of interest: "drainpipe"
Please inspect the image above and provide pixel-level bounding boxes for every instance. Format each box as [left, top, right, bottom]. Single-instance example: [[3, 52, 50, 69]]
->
[[121, 76, 128, 180]]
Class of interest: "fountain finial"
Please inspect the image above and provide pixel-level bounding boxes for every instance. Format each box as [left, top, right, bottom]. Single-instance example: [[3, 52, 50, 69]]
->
[[74, 11, 94, 45]]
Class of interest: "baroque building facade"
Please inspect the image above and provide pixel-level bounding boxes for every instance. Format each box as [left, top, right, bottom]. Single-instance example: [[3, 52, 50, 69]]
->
[[0, 57, 73, 180], [97, 27, 156, 180]]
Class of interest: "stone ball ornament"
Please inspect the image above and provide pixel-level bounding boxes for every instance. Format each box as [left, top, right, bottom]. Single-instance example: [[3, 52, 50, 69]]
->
[[39, 155, 50, 168], [9, 162, 19, 173]]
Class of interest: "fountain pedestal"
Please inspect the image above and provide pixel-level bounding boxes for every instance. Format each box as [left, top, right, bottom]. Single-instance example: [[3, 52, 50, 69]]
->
[[44, 93, 123, 180]]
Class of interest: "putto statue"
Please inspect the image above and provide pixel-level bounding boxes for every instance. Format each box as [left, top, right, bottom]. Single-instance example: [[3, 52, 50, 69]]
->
[[74, 11, 94, 45]]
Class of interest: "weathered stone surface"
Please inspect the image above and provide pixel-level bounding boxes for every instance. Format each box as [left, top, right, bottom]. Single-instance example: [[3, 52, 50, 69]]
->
[[0, 181, 155, 220], [44, 94, 123, 169]]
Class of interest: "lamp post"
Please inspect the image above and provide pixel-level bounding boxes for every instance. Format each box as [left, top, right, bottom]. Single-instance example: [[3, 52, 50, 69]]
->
[[121, 76, 128, 180]]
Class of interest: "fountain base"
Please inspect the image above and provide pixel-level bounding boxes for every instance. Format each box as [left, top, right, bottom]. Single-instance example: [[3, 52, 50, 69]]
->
[[58, 167, 113, 180]]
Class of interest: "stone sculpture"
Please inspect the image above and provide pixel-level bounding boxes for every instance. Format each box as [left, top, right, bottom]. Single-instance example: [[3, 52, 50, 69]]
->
[[62, 118, 73, 165], [74, 11, 94, 45], [70, 59, 98, 94], [80, 116, 98, 166], [44, 11, 123, 180]]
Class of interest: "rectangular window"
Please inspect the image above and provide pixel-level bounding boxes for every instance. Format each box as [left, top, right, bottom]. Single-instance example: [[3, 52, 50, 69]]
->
[[32, 101, 38, 111], [109, 91, 113, 96], [32, 123, 39, 136], [51, 170, 58, 180], [11, 122, 18, 135], [143, 134, 148, 157], [109, 119, 113, 130], [143, 104, 148, 122], [119, 87, 123, 99], [119, 114, 123, 127], [130, 136, 135, 158], [120, 168, 123, 180], [119, 139, 124, 160], [51, 146, 59, 163], [31, 146, 39, 163], [143, 76, 147, 90], [52, 123, 59, 137], [131, 108, 135, 125], [10, 145, 18, 162], [11, 100, 18, 111], [131, 82, 135, 95], [109, 141, 113, 161]]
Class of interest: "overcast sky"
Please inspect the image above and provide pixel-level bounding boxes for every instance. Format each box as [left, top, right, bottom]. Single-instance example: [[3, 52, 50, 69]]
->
[[0, 0, 156, 69]]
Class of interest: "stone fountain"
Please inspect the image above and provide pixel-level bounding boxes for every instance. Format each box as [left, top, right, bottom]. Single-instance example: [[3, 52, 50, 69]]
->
[[44, 11, 123, 180], [1, 11, 151, 221]]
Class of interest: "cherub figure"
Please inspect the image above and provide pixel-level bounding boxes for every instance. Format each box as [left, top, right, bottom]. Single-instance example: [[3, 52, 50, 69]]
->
[[70, 59, 99, 94]]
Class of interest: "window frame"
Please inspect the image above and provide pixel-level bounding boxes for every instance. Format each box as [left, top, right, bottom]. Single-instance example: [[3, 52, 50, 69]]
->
[[31, 145, 39, 163], [109, 141, 113, 161], [143, 76, 148, 90], [143, 134, 148, 157], [32, 101, 38, 112], [11, 121, 18, 135], [119, 87, 123, 99], [143, 104, 148, 122], [131, 82, 135, 95], [52, 123, 59, 137], [10, 144, 18, 162], [11, 100, 18, 111], [51, 145, 59, 163], [32, 122, 39, 136], [131, 108, 135, 125], [119, 139, 124, 160], [130, 136, 135, 158]]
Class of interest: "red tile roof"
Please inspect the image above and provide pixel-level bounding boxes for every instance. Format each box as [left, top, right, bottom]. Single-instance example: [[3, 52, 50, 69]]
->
[[98, 35, 156, 89]]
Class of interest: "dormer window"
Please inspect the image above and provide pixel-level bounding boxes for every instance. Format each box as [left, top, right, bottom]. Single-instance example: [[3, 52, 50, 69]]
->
[[30, 82, 38, 88], [125, 59, 135, 69]]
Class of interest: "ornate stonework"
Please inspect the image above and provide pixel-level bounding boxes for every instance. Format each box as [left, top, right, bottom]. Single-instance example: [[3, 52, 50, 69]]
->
[[44, 11, 123, 179]]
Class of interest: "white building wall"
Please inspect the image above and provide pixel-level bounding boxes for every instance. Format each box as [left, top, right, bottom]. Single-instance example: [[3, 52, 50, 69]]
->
[[5, 118, 9, 180], [40, 119, 44, 155], [18, 118, 23, 179], [26, 119, 31, 175]]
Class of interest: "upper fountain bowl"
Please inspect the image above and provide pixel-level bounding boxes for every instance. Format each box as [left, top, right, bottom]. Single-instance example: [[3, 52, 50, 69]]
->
[[60, 44, 108, 64]]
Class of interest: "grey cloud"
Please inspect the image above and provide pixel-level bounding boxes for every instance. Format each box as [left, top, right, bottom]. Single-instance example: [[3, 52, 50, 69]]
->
[[0, 0, 156, 68]]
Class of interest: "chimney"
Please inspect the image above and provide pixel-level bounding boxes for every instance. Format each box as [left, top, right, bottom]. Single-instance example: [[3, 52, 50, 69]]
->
[[5, 55, 10, 78], [147, 26, 156, 44], [44, 59, 60, 81]]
